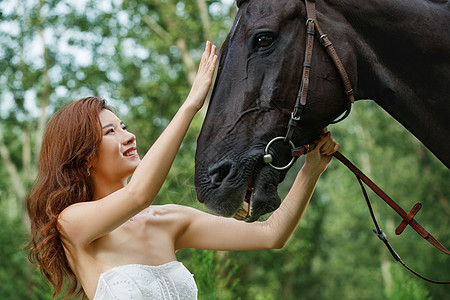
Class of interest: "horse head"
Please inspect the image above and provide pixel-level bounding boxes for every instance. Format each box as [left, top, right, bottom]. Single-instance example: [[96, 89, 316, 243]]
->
[[195, 0, 358, 221]]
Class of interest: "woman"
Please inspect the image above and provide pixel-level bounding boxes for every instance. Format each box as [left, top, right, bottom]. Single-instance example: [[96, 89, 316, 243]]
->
[[27, 41, 339, 299]]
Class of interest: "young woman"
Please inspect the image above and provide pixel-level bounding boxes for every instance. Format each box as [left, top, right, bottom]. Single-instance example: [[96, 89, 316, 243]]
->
[[27, 41, 340, 299]]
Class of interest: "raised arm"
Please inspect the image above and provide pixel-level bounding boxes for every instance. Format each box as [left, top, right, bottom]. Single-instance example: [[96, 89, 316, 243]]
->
[[127, 42, 217, 206], [58, 42, 217, 245], [176, 131, 339, 251]]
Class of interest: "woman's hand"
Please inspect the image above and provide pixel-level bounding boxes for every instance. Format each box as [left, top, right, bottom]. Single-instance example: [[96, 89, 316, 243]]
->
[[303, 128, 340, 176], [185, 41, 218, 111]]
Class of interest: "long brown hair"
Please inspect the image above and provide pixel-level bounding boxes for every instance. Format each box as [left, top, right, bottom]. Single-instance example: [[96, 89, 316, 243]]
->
[[27, 97, 112, 298]]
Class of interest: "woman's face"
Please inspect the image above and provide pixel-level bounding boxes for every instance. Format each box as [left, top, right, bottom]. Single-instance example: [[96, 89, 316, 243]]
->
[[91, 109, 140, 182]]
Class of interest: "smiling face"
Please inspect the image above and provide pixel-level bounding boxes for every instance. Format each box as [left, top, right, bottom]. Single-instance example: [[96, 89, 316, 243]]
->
[[90, 109, 140, 185]]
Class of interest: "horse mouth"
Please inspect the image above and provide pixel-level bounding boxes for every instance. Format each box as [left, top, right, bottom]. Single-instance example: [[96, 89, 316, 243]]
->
[[233, 177, 254, 221], [196, 153, 283, 222]]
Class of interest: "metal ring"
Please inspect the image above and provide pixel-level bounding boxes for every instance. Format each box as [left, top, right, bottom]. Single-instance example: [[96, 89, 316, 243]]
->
[[264, 137, 296, 171]]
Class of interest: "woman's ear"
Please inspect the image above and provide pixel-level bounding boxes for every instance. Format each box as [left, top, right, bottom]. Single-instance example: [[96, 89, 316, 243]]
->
[[83, 157, 95, 176]]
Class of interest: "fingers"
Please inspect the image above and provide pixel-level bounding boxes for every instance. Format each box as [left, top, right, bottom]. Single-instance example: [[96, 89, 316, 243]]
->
[[313, 134, 328, 150], [207, 41, 217, 59], [313, 130, 339, 156], [201, 41, 217, 70], [312, 128, 329, 147], [193, 41, 217, 87], [209, 49, 218, 71], [204, 41, 211, 55], [320, 134, 340, 155], [321, 139, 340, 156], [186, 42, 218, 110]]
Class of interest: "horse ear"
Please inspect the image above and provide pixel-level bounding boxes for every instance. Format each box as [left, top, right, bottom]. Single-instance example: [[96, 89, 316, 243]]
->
[[236, 0, 249, 8]]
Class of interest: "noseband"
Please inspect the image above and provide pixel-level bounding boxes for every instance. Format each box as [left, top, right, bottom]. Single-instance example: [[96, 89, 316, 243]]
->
[[263, 0, 449, 284]]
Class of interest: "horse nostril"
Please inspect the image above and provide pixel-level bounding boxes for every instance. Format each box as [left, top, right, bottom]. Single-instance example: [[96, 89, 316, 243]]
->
[[210, 173, 221, 187], [209, 162, 233, 188]]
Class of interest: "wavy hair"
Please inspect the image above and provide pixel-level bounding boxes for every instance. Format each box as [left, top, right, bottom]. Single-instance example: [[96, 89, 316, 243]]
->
[[27, 97, 112, 298]]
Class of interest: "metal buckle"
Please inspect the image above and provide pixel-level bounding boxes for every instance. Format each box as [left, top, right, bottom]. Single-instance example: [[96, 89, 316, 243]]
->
[[306, 18, 315, 25], [373, 228, 387, 241], [290, 111, 301, 122]]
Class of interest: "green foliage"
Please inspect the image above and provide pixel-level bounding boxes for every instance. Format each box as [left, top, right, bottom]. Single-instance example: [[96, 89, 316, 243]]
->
[[177, 249, 240, 300], [385, 264, 431, 300], [29, 271, 58, 300], [0, 213, 29, 299]]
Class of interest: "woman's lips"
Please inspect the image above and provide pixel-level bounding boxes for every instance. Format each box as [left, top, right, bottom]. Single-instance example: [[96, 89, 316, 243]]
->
[[123, 147, 139, 158]]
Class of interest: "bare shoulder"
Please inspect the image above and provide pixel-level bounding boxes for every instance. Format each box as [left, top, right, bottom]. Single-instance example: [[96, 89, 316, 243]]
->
[[58, 201, 90, 231], [59, 201, 88, 219], [57, 201, 101, 245]]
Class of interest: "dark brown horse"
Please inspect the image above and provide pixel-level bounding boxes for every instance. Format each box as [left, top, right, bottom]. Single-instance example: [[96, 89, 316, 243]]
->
[[195, 0, 450, 221]]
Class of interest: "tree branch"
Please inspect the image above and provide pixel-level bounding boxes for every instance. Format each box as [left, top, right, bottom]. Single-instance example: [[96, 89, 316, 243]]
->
[[197, 0, 212, 41], [175, 38, 196, 85], [141, 14, 170, 41], [142, 11, 198, 86], [0, 126, 27, 202], [34, 14, 50, 157]]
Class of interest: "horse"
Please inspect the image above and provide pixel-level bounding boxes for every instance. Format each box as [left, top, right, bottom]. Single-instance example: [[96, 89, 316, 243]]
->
[[194, 0, 450, 222]]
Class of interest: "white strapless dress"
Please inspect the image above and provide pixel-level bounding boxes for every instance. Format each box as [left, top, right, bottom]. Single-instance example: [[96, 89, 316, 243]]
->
[[93, 261, 198, 300]]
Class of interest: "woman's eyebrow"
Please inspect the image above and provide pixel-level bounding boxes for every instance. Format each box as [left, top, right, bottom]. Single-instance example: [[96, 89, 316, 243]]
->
[[102, 121, 124, 129]]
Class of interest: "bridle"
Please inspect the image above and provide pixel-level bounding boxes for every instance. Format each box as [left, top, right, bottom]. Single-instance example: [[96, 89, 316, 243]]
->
[[263, 0, 449, 284], [264, 0, 354, 171]]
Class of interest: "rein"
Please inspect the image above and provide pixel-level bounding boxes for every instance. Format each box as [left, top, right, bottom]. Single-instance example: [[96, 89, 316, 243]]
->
[[264, 0, 449, 284]]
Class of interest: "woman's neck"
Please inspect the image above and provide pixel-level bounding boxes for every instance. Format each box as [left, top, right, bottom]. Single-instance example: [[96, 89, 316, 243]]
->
[[92, 176, 128, 200]]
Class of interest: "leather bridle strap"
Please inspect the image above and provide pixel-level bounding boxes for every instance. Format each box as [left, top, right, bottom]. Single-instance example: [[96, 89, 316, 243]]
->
[[294, 145, 450, 256], [284, 1, 316, 142], [333, 152, 450, 256], [334, 151, 450, 284], [306, 0, 355, 105], [352, 173, 450, 284], [291, 146, 450, 284], [285, 0, 355, 142]]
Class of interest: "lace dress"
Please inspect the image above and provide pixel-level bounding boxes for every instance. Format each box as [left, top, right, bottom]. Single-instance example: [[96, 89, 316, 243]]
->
[[93, 261, 198, 300]]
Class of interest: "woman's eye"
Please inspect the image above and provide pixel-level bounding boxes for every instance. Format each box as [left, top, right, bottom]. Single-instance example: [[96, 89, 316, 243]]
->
[[106, 129, 115, 135], [256, 34, 274, 48], [122, 125, 128, 131]]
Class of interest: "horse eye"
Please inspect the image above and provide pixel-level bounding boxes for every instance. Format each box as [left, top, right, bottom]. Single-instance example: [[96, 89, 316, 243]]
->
[[256, 34, 274, 48]]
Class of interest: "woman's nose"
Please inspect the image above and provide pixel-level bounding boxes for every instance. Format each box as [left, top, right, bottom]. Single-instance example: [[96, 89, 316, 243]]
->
[[122, 131, 136, 145]]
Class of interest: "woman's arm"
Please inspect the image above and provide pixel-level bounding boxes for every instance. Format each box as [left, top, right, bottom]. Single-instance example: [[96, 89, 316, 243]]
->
[[126, 42, 217, 205], [175, 131, 339, 251], [58, 42, 217, 245]]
